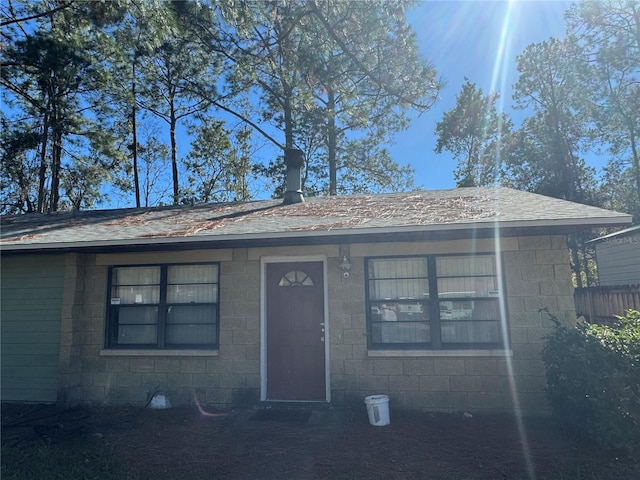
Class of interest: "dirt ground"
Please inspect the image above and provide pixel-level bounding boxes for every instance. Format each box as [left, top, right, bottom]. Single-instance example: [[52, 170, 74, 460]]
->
[[2, 402, 639, 480]]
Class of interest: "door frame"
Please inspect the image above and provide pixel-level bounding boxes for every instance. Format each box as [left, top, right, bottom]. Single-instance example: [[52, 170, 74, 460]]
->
[[260, 255, 330, 402]]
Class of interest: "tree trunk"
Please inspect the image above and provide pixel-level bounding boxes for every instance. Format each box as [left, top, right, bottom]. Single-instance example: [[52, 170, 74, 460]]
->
[[37, 110, 50, 213], [170, 103, 179, 204], [283, 88, 293, 149], [568, 234, 583, 288], [50, 125, 63, 212], [581, 242, 593, 287], [327, 87, 337, 195], [132, 62, 141, 208], [551, 109, 578, 202]]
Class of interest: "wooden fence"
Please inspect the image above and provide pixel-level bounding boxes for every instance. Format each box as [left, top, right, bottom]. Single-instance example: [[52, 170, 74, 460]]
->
[[574, 285, 640, 324]]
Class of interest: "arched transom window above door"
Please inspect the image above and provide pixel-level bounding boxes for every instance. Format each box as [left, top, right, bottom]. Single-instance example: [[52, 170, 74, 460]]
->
[[278, 270, 314, 287]]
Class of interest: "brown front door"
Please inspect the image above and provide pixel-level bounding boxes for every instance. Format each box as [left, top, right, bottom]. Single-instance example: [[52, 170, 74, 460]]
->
[[266, 261, 326, 401]]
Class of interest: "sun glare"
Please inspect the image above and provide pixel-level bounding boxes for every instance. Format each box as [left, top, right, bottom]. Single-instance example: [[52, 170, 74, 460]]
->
[[491, 2, 535, 479]]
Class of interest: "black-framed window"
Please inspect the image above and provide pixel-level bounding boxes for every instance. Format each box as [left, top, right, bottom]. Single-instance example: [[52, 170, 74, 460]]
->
[[365, 254, 505, 350], [106, 263, 219, 349]]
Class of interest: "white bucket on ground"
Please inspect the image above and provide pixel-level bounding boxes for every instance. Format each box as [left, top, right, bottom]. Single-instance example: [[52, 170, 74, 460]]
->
[[149, 394, 171, 409], [364, 395, 390, 426]]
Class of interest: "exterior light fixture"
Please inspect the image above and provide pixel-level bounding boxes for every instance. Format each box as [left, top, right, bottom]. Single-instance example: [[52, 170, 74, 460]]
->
[[339, 256, 352, 278]]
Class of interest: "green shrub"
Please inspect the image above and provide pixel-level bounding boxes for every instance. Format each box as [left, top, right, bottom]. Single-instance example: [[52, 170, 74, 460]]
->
[[541, 309, 640, 454]]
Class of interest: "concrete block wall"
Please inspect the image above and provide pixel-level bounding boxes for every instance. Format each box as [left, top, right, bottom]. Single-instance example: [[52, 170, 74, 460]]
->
[[58, 248, 263, 408], [57, 235, 575, 415], [328, 235, 574, 415]]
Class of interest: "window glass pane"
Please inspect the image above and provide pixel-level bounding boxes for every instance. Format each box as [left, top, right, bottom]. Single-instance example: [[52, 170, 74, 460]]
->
[[369, 279, 429, 300], [469, 300, 500, 320], [370, 302, 429, 344], [168, 265, 218, 284], [440, 300, 499, 321], [113, 266, 160, 285], [113, 285, 160, 304], [370, 302, 427, 322], [112, 266, 161, 305], [441, 320, 500, 344], [166, 305, 216, 344], [117, 325, 157, 344], [167, 285, 217, 303], [437, 256, 495, 276], [439, 300, 473, 321], [114, 307, 158, 345], [437, 277, 497, 298], [167, 305, 215, 325], [369, 258, 429, 300], [371, 322, 431, 344], [369, 278, 429, 300], [369, 258, 427, 279], [117, 306, 159, 324], [279, 270, 314, 287], [166, 325, 216, 344]]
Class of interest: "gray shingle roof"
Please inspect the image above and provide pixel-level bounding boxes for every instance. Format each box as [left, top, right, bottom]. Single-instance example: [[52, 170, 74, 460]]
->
[[0, 187, 632, 252]]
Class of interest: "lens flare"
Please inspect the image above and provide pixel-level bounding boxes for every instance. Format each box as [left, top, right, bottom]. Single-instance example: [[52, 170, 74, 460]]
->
[[489, 5, 535, 478]]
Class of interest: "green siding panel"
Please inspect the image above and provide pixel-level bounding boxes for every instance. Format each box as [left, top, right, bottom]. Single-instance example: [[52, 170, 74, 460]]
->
[[1, 342, 61, 355], [2, 321, 61, 333], [2, 273, 67, 284], [1, 254, 65, 403], [1, 257, 65, 271], [2, 333, 62, 345], [1, 365, 61, 380], [2, 290, 65, 302], [1, 389, 59, 403], [1, 354, 61, 367]]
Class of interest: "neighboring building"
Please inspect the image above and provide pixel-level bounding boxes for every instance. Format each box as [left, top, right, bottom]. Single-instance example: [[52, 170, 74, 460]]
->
[[1, 182, 632, 414], [573, 225, 640, 324], [593, 225, 640, 286]]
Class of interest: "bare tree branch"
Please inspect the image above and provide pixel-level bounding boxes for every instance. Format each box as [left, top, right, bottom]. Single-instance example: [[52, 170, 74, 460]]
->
[[1, 1, 74, 27], [212, 101, 284, 150]]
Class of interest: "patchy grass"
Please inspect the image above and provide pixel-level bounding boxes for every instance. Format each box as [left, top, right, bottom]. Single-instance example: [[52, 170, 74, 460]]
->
[[2, 404, 639, 480]]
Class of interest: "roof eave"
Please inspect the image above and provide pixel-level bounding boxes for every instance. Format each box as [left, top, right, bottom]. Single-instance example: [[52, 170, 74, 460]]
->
[[0, 214, 632, 255]]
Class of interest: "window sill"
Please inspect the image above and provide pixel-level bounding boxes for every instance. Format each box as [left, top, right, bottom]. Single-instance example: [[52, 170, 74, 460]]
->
[[368, 349, 513, 357], [100, 349, 219, 357]]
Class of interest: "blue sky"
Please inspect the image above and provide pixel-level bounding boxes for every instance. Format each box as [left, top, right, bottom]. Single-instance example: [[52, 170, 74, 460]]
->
[[393, 0, 573, 190]]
